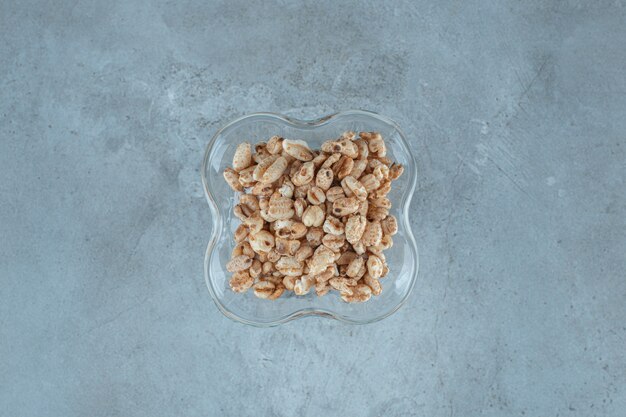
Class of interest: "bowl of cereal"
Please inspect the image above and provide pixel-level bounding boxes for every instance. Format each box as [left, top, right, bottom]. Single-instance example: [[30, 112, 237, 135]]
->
[[202, 110, 418, 326]]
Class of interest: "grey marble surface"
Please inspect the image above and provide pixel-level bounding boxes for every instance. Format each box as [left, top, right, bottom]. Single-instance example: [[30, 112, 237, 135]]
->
[[1, 1, 625, 416]]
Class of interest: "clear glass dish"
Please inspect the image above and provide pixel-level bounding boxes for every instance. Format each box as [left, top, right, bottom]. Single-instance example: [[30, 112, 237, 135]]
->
[[201, 110, 418, 326]]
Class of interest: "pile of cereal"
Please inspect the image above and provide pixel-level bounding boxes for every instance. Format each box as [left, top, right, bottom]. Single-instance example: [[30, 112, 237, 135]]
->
[[222, 132, 403, 303]]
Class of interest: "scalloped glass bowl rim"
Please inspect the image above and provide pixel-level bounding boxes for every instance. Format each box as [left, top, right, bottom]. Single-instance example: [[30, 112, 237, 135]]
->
[[201, 110, 418, 326]]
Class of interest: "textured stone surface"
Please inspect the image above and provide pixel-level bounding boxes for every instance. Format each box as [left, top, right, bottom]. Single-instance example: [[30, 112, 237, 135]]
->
[[1, 1, 625, 416]]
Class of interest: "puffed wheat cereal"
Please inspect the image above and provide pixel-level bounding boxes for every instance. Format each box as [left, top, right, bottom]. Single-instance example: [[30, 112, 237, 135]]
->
[[223, 131, 404, 302]]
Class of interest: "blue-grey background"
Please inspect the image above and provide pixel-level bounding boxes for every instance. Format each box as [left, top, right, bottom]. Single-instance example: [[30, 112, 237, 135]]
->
[[1, 1, 625, 416]]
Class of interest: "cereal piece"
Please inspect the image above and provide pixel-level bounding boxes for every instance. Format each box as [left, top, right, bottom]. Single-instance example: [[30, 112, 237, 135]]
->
[[289, 160, 303, 177], [315, 281, 330, 296], [294, 275, 315, 295], [232, 142, 252, 172], [226, 255, 253, 272], [341, 284, 372, 303], [280, 151, 296, 165], [360, 132, 386, 157], [389, 163, 404, 180], [259, 207, 276, 223], [341, 131, 356, 140], [262, 261, 274, 275], [381, 263, 390, 278], [268, 195, 294, 220], [376, 156, 393, 166], [275, 237, 301, 256], [239, 194, 260, 211], [372, 164, 390, 181], [268, 284, 285, 299], [323, 216, 344, 235], [307, 186, 326, 205], [274, 220, 296, 238], [269, 272, 283, 281], [238, 165, 257, 187], [363, 275, 381, 295], [243, 212, 264, 234], [253, 142, 271, 163], [251, 182, 274, 197], [290, 222, 308, 239], [232, 241, 254, 259], [369, 235, 393, 252], [233, 204, 253, 221], [249, 230, 275, 253], [295, 244, 313, 262], [266, 136, 284, 154], [253, 281, 277, 299], [370, 196, 391, 209], [315, 167, 334, 191], [258, 197, 269, 211], [293, 198, 307, 218], [309, 245, 335, 274], [249, 259, 262, 278], [355, 262, 367, 279], [278, 180, 294, 198], [332, 197, 360, 216], [282, 139, 314, 161], [234, 224, 249, 242], [311, 152, 328, 167], [352, 240, 366, 255], [267, 249, 281, 263], [322, 233, 345, 251], [321, 152, 341, 169], [262, 156, 289, 183], [302, 205, 325, 227], [333, 155, 354, 180], [291, 161, 315, 186], [223, 168, 243, 192], [230, 271, 254, 293], [306, 226, 324, 247], [283, 275, 296, 291], [361, 221, 383, 246], [368, 158, 384, 171], [368, 246, 385, 260], [371, 180, 391, 199], [381, 215, 398, 236], [336, 251, 358, 265], [294, 183, 312, 199], [329, 277, 358, 295], [276, 256, 303, 277], [326, 186, 345, 203], [256, 251, 269, 263], [367, 205, 389, 222], [367, 255, 384, 279], [346, 256, 364, 278], [359, 173, 380, 193], [349, 159, 368, 179], [357, 199, 369, 217], [341, 176, 367, 201], [354, 139, 369, 160], [231, 242, 244, 258], [253, 154, 279, 181], [317, 265, 337, 283], [345, 214, 367, 245], [324, 200, 334, 216], [321, 139, 358, 158]]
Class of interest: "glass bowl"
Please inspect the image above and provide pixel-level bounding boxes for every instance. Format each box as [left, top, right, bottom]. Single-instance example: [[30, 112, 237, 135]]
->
[[201, 110, 418, 326]]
